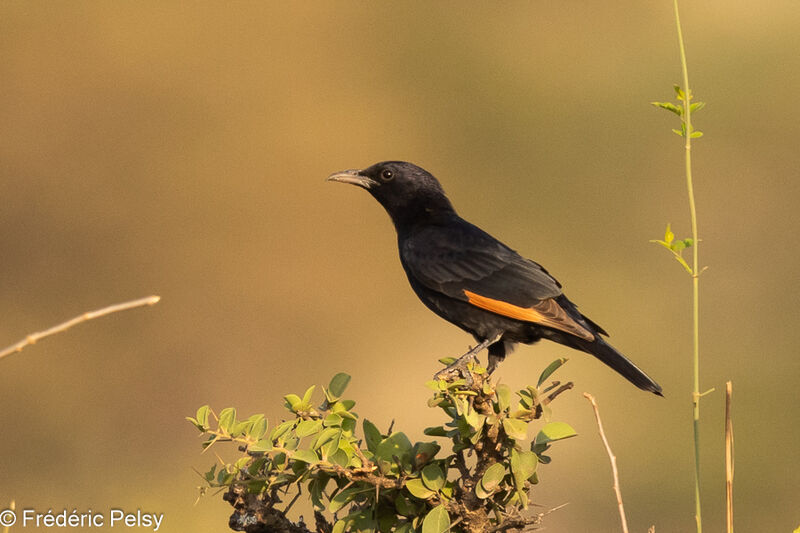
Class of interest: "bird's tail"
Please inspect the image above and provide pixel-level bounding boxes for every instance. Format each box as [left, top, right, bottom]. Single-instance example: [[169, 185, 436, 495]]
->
[[558, 334, 663, 396]]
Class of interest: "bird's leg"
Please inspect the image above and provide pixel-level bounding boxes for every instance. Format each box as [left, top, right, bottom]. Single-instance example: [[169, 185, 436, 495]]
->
[[434, 333, 502, 385], [486, 341, 507, 374]]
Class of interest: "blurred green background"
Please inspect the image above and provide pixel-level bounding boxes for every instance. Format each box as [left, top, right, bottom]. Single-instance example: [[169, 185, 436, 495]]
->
[[1, 2, 798, 532]]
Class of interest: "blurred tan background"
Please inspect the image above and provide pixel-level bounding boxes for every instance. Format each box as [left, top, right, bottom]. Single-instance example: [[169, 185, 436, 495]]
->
[[1, 2, 798, 532]]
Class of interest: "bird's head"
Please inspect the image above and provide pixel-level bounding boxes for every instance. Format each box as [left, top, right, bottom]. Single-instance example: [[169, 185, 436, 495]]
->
[[327, 161, 455, 229]]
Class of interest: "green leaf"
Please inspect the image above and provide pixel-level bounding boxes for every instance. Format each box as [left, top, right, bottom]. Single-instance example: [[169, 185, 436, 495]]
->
[[324, 413, 343, 427], [690, 130, 704, 138], [378, 514, 398, 532], [309, 475, 329, 510], [318, 429, 341, 459], [517, 388, 533, 410], [474, 480, 493, 499], [329, 485, 364, 513], [329, 447, 349, 467], [301, 385, 316, 406], [463, 407, 485, 430], [338, 439, 357, 462], [537, 358, 568, 387], [195, 405, 210, 428], [440, 482, 454, 500], [292, 449, 319, 464], [651, 101, 682, 116], [332, 520, 346, 533], [535, 421, 578, 446], [218, 407, 236, 433], [249, 438, 273, 453], [231, 420, 252, 437], [421, 504, 450, 533], [338, 398, 357, 411], [413, 441, 441, 467], [375, 432, 413, 465], [690, 101, 706, 113], [427, 396, 445, 408], [421, 464, 445, 491], [296, 419, 323, 438], [284, 394, 302, 411], [405, 478, 435, 500], [272, 452, 287, 470], [674, 84, 685, 100], [525, 386, 542, 409], [394, 494, 419, 517], [271, 420, 295, 441], [217, 468, 233, 485], [467, 422, 484, 445], [481, 462, 506, 492], [363, 419, 383, 453], [395, 523, 415, 533], [438, 356, 456, 365], [312, 427, 340, 451], [510, 448, 538, 493], [348, 510, 377, 532], [424, 380, 441, 391], [326, 372, 351, 402], [186, 416, 208, 432], [423, 426, 448, 437], [341, 416, 356, 436], [514, 488, 529, 509], [233, 456, 250, 473], [502, 418, 528, 441], [247, 415, 268, 440], [330, 399, 358, 420]]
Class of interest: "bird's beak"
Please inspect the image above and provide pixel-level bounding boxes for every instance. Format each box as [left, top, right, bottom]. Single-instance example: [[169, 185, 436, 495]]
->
[[326, 169, 378, 189]]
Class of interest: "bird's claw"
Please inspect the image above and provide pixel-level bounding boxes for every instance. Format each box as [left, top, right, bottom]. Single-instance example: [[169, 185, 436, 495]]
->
[[434, 336, 499, 387], [433, 354, 477, 386]]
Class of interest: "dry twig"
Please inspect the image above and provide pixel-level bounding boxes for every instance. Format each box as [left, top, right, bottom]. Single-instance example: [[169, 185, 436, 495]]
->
[[584, 392, 629, 533], [0, 295, 161, 361], [725, 381, 734, 533]]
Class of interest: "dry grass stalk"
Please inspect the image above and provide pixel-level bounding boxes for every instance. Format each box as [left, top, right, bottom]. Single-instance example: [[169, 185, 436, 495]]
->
[[0, 295, 160, 361]]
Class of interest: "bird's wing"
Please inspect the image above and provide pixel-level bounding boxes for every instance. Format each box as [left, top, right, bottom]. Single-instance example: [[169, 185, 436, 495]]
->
[[401, 221, 595, 340]]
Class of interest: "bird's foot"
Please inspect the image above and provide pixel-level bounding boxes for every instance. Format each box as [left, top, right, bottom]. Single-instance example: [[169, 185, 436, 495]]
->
[[432, 334, 501, 386], [433, 353, 479, 385]]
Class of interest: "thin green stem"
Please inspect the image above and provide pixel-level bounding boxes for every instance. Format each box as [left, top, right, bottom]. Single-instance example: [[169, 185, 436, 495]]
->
[[673, 0, 702, 532]]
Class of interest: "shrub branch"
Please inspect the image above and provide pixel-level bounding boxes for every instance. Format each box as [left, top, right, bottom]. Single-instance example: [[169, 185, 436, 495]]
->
[[189, 362, 577, 532]]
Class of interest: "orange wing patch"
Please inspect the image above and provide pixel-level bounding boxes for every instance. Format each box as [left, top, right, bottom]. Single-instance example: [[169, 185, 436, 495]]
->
[[463, 290, 595, 341]]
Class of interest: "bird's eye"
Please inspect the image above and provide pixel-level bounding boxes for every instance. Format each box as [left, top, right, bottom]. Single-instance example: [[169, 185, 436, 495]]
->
[[380, 169, 394, 182]]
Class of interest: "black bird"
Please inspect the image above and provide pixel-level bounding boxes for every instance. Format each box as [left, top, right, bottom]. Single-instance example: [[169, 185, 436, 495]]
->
[[328, 161, 662, 395]]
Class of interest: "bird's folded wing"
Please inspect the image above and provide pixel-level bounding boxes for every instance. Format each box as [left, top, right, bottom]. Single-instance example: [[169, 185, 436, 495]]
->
[[402, 223, 561, 302], [402, 223, 594, 340]]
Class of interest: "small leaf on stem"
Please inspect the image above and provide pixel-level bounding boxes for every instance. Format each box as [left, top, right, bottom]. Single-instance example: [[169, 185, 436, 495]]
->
[[651, 101, 683, 116]]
